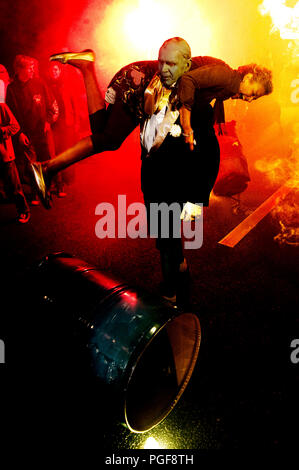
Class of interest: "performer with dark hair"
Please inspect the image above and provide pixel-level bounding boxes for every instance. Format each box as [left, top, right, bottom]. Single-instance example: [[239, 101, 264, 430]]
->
[[178, 62, 273, 150]]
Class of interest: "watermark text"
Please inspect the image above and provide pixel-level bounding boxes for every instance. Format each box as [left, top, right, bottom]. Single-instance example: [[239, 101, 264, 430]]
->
[[0, 339, 5, 364], [95, 196, 203, 249], [290, 339, 299, 364]]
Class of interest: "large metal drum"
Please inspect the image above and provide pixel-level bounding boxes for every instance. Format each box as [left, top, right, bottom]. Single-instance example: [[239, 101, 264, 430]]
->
[[34, 253, 201, 433]]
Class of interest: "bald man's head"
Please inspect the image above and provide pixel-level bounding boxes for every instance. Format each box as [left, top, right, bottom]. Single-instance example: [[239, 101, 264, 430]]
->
[[159, 37, 191, 60], [158, 37, 192, 87]]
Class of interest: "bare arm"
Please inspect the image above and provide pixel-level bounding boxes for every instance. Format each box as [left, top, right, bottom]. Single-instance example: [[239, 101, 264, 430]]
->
[[179, 65, 237, 148], [179, 105, 194, 151]]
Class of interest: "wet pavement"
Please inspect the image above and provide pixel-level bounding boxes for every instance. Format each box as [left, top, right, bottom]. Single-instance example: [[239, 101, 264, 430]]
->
[[0, 157, 298, 456]]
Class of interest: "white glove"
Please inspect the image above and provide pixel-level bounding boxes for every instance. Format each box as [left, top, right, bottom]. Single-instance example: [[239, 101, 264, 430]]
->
[[180, 201, 202, 221]]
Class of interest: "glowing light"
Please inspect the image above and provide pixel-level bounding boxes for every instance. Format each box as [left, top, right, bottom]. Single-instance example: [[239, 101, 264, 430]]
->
[[92, 0, 212, 78], [253, 130, 299, 247], [274, 212, 299, 246], [149, 326, 157, 335], [258, 2, 299, 245], [121, 291, 138, 307], [255, 157, 290, 184], [123, 0, 174, 56], [143, 437, 163, 449], [122, 0, 212, 58], [259, 0, 299, 39], [255, 130, 299, 189]]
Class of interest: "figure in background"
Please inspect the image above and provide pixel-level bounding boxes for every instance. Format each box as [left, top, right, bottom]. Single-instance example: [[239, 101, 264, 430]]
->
[[0, 102, 30, 223], [0, 64, 10, 103], [47, 62, 80, 197], [0, 64, 11, 199], [6, 55, 58, 203]]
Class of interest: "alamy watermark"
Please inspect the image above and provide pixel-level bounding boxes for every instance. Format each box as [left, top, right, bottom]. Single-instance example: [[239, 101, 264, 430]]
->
[[0, 339, 5, 364], [290, 339, 299, 364], [290, 78, 299, 104], [95, 195, 203, 249]]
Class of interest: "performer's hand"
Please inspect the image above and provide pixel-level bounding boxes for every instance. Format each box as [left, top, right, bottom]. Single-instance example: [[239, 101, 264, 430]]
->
[[19, 132, 29, 146], [180, 105, 194, 151], [180, 201, 202, 221], [183, 129, 194, 151]]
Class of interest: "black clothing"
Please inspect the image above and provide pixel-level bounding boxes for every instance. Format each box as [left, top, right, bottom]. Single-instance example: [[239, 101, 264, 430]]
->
[[6, 76, 57, 193], [141, 103, 220, 206], [0, 160, 29, 214], [90, 101, 138, 154], [6, 77, 57, 139]]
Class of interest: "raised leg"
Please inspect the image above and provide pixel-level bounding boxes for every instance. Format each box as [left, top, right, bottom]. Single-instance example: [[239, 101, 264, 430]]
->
[[50, 50, 105, 115], [45, 136, 94, 174], [30, 50, 138, 208], [46, 49, 106, 175], [80, 63, 105, 115]]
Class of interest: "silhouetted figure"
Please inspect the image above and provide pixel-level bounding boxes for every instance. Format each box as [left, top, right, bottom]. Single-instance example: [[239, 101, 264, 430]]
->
[[0, 102, 30, 223], [47, 62, 80, 196], [6, 55, 58, 203]]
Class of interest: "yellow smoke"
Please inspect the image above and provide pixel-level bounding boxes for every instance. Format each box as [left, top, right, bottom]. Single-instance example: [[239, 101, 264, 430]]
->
[[259, 0, 299, 40], [257, 1, 299, 244], [91, 0, 212, 82]]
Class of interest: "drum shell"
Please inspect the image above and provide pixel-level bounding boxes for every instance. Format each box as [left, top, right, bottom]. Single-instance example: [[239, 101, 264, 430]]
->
[[33, 253, 201, 432]]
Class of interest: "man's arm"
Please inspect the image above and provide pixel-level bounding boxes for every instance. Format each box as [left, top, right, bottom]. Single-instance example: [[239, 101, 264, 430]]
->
[[179, 106, 194, 151], [0, 103, 20, 138], [179, 65, 237, 148], [179, 64, 236, 110]]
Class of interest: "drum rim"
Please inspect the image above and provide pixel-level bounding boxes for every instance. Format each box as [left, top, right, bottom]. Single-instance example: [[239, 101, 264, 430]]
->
[[123, 311, 201, 433]]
